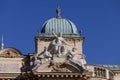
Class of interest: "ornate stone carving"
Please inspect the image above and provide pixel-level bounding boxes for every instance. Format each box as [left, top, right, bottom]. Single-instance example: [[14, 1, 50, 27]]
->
[[51, 63, 71, 72], [48, 30, 67, 57], [0, 48, 23, 57], [32, 47, 52, 70], [51, 62, 84, 73], [66, 48, 77, 60], [32, 31, 86, 72]]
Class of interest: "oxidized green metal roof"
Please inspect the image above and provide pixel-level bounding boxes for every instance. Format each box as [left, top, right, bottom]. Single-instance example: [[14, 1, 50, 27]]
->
[[98, 64, 120, 70], [40, 18, 79, 35]]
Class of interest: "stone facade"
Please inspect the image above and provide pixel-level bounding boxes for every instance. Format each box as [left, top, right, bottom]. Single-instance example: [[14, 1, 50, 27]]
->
[[0, 48, 25, 79], [35, 37, 84, 55]]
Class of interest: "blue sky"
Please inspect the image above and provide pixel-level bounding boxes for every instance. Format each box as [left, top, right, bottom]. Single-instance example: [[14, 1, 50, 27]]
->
[[0, 0, 120, 64]]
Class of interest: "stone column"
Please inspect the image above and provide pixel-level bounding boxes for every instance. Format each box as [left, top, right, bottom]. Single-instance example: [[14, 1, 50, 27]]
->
[[106, 69, 109, 79], [93, 67, 95, 77]]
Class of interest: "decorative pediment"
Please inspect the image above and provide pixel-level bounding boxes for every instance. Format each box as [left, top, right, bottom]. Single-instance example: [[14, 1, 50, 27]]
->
[[32, 60, 84, 73], [0, 48, 24, 58], [51, 62, 84, 73]]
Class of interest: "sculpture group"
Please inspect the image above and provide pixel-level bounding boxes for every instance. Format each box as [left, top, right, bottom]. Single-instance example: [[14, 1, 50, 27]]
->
[[31, 30, 85, 70]]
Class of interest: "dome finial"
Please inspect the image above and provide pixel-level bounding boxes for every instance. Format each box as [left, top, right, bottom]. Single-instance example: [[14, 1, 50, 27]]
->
[[56, 6, 61, 18]]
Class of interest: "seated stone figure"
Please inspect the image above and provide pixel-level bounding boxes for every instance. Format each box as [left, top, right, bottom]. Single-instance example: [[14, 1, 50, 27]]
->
[[32, 47, 52, 70], [66, 48, 77, 60], [66, 48, 85, 68], [48, 30, 67, 57], [38, 47, 52, 61], [32, 56, 41, 70]]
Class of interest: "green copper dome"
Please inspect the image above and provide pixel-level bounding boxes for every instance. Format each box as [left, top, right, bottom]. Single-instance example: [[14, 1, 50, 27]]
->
[[39, 7, 80, 37], [40, 18, 79, 35]]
